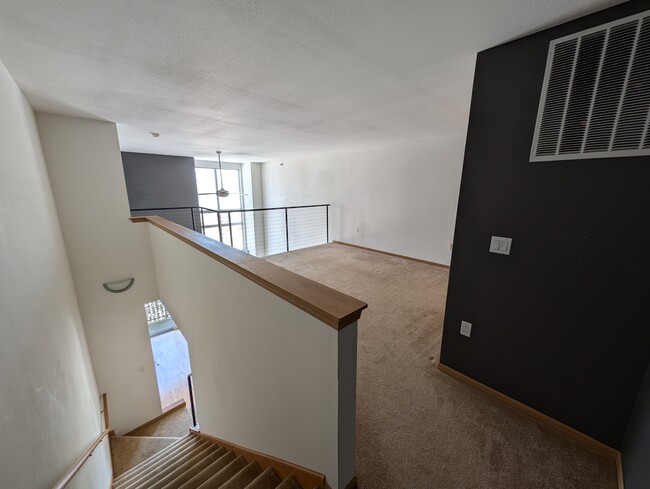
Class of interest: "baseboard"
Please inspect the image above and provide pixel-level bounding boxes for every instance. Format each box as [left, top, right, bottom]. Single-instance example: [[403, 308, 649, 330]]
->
[[436, 363, 619, 462], [162, 398, 187, 413], [616, 452, 625, 489], [343, 475, 357, 489], [332, 241, 450, 269], [123, 399, 186, 436], [191, 428, 328, 489]]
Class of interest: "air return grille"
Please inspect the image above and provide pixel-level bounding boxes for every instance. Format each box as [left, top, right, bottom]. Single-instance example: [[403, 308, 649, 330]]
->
[[530, 10, 650, 161]]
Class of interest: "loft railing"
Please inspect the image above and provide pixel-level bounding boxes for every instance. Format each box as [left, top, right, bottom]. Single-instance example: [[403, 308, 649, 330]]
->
[[130, 204, 330, 257]]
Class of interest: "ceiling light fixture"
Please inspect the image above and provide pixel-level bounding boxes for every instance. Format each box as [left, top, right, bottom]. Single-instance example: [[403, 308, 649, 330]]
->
[[216, 150, 229, 198]]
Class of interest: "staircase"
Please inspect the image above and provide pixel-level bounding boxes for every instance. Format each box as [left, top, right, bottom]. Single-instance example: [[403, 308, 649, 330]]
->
[[112, 432, 309, 489]]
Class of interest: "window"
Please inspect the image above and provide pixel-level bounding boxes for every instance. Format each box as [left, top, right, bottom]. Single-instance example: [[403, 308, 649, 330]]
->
[[195, 164, 245, 248]]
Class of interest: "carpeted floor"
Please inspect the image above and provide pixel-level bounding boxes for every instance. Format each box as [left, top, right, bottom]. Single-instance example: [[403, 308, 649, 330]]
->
[[110, 406, 194, 476], [266, 243, 617, 489], [127, 406, 193, 438], [111, 435, 179, 477]]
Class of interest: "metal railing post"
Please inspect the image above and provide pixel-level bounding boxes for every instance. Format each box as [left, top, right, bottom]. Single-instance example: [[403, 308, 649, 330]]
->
[[190, 207, 196, 231], [326, 205, 329, 243], [285, 208, 289, 252], [228, 211, 234, 246], [199, 207, 205, 235], [217, 211, 223, 242], [187, 374, 197, 427]]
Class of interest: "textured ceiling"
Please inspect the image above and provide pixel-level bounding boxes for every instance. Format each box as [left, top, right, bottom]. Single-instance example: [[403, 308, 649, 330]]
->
[[0, 0, 623, 161]]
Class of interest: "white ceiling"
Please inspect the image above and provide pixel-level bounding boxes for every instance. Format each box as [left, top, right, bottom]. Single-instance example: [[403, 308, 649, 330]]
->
[[0, 0, 623, 162]]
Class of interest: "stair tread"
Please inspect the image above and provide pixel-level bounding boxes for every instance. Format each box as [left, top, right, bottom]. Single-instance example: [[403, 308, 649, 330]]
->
[[218, 461, 263, 489], [275, 474, 304, 489], [119, 441, 213, 489], [111, 435, 180, 477], [114, 434, 193, 482], [175, 451, 237, 489], [243, 467, 282, 489], [150, 446, 227, 489], [112, 433, 312, 489], [114, 435, 197, 486], [114, 437, 202, 487], [196, 455, 248, 489]]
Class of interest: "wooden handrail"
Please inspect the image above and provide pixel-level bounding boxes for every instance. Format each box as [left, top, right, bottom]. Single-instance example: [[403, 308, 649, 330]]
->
[[52, 394, 111, 489], [132, 216, 368, 330], [101, 392, 110, 432]]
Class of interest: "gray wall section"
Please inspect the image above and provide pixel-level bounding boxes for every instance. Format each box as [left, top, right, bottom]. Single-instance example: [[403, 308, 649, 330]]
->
[[122, 152, 199, 229], [623, 362, 650, 489]]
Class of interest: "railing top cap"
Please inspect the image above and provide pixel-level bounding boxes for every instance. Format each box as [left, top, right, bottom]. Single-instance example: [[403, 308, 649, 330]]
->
[[131, 215, 367, 330], [130, 204, 330, 213]]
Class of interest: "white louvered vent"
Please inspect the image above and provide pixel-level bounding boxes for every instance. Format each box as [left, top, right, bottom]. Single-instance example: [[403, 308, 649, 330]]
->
[[530, 10, 650, 161]]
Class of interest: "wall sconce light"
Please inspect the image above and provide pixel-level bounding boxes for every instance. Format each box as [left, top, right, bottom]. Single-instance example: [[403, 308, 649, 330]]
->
[[102, 278, 135, 294]]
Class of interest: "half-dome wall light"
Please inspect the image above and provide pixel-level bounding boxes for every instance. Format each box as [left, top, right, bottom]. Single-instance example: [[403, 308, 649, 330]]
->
[[102, 278, 135, 293]]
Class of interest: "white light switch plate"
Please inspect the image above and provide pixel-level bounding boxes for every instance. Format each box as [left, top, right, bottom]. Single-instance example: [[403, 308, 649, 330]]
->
[[460, 321, 472, 337], [490, 236, 512, 255]]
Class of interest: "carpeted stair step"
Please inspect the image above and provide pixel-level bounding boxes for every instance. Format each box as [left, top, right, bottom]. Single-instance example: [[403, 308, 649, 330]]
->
[[123, 440, 215, 489], [274, 474, 304, 489], [243, 467, 282, 489], [158, 447, 227, 489], [148, 446, 227, 489], [114, 435, 197, 486], [212, 461, 262, 489], [114, 436, 201, 488], [118, 440, 213, 489], [175, 450, 237, 489], [115, 434, 193, 479], [195, 455, 248, 489], [112, 432, 320, 489], [111, 435, 182, 477]]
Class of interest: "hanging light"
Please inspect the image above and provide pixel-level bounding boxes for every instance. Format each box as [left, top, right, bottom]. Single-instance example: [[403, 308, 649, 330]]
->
[[215, 150, 229, 198]]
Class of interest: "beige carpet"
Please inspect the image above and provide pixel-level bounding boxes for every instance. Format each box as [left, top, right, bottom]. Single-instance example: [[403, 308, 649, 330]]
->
[[266, 243, 617, 489], [110, 436, 179, 477], [127, 406, 193, 438], [111, 406, 194, 476]]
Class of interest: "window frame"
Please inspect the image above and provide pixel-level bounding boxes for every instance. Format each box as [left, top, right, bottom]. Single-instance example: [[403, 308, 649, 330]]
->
[[194, 160, 246, 249]]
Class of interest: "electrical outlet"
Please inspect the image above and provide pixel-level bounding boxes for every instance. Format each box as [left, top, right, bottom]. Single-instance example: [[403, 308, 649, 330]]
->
[[460, 321, 472, 337]]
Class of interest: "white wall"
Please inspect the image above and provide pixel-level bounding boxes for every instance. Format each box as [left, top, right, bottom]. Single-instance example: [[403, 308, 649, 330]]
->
[[241, 162, 267, 255], [0, 60, 111, 488], [36, 113, 163, 435], [261, 137, 465, 265], [147, 224, 356, 489]]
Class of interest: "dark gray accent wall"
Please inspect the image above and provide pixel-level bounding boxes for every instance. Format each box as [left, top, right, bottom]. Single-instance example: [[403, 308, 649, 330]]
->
[[122, 152, 199, 209], [122, 152, 199, 229], [440, 0, 650, 449], [623, 363, 650, 488]]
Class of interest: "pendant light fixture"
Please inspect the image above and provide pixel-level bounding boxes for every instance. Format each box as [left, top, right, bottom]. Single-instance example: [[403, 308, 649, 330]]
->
[[215, 150, 229, 198]]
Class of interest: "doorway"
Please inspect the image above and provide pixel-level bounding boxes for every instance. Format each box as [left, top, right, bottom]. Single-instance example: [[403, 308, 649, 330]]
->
[[145, 300, 193, 411]]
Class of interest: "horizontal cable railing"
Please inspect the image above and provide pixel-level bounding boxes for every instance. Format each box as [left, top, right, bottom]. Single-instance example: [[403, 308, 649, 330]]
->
[[131, 204, 330, 257]]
